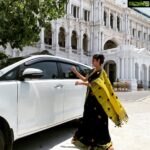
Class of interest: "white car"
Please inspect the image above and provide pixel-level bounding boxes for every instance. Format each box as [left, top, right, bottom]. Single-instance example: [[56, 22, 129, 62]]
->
[[0, 55, 91, 150]]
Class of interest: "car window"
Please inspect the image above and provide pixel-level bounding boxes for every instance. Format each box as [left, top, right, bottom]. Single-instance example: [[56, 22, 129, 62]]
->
[[79, 65, 91, 76], [0, 67, 18, 81], [25, 61, 59, 79], [60, 63, 78, 79]]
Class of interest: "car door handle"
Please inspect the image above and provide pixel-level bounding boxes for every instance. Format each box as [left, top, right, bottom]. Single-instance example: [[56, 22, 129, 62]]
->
[[54, 84, 64, 88]]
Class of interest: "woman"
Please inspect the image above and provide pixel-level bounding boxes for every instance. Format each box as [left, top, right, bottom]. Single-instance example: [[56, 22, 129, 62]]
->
[[71, 54, 128, 150]]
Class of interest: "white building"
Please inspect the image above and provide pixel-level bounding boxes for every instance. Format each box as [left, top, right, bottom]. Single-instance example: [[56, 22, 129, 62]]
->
[[1, 0, 150, 90]]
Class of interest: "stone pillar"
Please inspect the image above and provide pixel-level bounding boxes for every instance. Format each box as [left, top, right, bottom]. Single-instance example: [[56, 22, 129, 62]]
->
[[121, 17, 124, 32], [80, 0, 83, 19], [101, 2, 103, 25], [90, 31, 94, 54], [79, 29, 84, 56], [88, 38, 90, 55], [138, 65, 141, 82], [124, 58, 128, 80], [40, 28, 45, 51], [98, 31, 101, 52], [90, 0, 94, 22], [67, 0, 71, 15], [129, 58, 132, 80], [101, 32, 103, 50], [108, 9, 110, 28], [66, 28, 72, 57], [132, 58, 135, 79], [117, 58, 120, 79], [93, 32, 99, 53], [146, 66, 149, 88], [55, 23, 59, 54], [121, 58, 125, 80], [114, 12, 117, 31], [52, 25, 55, 50]]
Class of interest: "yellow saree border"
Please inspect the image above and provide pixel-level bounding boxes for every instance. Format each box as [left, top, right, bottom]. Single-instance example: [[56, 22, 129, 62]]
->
[[90, 69, 129, 127]]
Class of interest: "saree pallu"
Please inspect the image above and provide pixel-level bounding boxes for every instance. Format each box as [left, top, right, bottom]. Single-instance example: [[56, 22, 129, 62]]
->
[[90, 69, 128, 127]]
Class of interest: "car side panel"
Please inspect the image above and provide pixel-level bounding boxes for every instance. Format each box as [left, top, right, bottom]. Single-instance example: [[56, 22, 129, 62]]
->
[[62, 79, 87, 120]]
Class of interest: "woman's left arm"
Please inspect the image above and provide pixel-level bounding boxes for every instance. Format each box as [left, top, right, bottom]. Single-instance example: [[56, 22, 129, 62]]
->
[[75, 81, 90, 87]]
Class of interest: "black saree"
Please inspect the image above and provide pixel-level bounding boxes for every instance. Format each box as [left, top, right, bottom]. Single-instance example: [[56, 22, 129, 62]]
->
[[72, 69, 112, 150]]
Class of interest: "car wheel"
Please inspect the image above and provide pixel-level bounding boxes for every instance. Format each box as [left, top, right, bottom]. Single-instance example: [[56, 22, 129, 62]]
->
[[0, 130, 5, 150]]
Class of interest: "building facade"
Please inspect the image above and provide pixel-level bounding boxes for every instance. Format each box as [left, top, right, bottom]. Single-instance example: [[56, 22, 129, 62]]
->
[[0, 0, 150, 90]]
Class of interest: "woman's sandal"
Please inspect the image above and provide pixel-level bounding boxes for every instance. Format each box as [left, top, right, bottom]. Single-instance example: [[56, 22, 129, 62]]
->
[[71, 138, 89, 150]]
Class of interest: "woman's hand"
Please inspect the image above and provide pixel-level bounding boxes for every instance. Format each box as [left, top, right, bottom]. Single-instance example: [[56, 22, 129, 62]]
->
[[71, 66, 87, 82], [75, 81, 90, 87], [71, 66, 78, 74], [75, 81, 81, 86]]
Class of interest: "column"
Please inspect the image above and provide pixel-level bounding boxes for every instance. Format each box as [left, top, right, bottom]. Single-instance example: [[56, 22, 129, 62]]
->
[[124, 58, 128, 80], [101, 2, 104, 25], [79, 29, 84, 55], [129, 58, 132, 80], [90, 31, 93, 54], [138, 64, 141, 82], [101, 32, 104, 50], [98, 31, 101, 52], [88, 37, 90, 55], [117, 58, 120, 79], [67, 0, 71, 16], [121, 58, 125, 80], [55, 24, 59, 54], [66, 28, 72, 55], [114, 12, 117, 31], [90, 0, 94, 22], [121, 16, 124, 32], [132, 58, 135, 79], [108, 9, 110, 28], [81, 0, 83, 19], [146, 65, 149, 88], [40, 28, 45, 50]]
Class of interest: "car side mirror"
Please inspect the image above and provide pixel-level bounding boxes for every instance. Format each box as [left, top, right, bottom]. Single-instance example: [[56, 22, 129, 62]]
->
[[22, 68, 44, 79]]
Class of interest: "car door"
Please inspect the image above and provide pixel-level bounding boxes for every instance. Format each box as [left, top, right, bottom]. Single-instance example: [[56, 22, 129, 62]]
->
[[59, 62, 87, 121], [0, 67, 19, 137], [17, 60, 64, 136]]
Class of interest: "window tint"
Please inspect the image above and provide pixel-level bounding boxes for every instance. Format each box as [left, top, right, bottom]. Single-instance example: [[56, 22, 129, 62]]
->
[[79, 65, 91, 76], [60, 63, 78, 79], [26, 61, 59, 79], [1, 68, 18, 81]]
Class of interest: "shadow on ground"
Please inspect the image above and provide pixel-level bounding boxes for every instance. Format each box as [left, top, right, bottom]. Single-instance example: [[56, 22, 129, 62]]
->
[[13, 120, 78, 150]]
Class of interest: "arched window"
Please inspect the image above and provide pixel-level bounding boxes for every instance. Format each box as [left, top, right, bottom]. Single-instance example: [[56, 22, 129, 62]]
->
[[83, 34, 88, 55], [71, 31, 77, 50], [110, 13, 113, 29], [44, 25, 52, 45], [104, 11, 107, 26], [117, 16, 120, 31], [104, 40, 117, 50], [59, 27, 65, 48]]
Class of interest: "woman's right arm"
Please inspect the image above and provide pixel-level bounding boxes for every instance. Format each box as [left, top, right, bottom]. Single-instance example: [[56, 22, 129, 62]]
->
[[71, 66, 88, 82]]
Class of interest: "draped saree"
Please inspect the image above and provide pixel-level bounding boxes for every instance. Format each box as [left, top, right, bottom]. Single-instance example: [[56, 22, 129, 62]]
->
[[72, 68, 128, 150]]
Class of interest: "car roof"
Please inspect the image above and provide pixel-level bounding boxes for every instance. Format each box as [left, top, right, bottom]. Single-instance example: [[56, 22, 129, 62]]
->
[[0, 55, 91, 75]]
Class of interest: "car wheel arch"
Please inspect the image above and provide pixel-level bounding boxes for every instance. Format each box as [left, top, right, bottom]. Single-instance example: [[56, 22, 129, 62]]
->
[[0, 116, 14, 150]]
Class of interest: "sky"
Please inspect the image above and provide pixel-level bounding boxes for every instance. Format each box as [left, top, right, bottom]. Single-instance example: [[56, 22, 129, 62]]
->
[[116, 0, 150, 16]]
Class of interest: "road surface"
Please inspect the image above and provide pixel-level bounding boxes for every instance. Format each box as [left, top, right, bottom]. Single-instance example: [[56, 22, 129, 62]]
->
[[13, 91, 150, 150]]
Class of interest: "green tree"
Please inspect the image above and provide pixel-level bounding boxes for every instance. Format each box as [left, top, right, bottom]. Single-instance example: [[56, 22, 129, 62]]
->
[[0, 0, 68, 50]]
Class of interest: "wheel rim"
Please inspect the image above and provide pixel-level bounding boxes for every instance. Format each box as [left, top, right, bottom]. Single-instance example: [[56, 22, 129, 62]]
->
[[0, 131, 5, 150]]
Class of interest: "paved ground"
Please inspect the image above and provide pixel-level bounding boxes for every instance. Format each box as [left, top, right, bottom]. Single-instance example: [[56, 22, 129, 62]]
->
[[13, 91, 150, 150]]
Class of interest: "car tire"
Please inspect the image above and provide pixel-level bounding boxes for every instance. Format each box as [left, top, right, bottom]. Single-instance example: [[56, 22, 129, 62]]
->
[[0, 130, 5, 150]]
